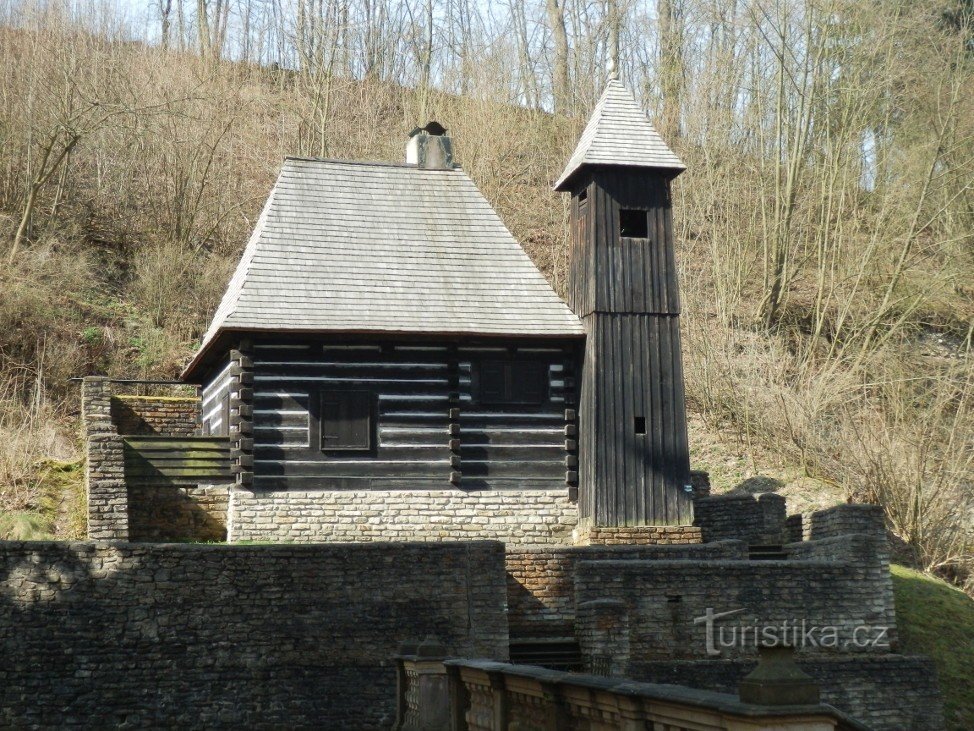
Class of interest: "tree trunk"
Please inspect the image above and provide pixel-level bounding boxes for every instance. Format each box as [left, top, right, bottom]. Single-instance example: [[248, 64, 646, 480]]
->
[[658, 0, 684, 139], [545, 0, 571, 114]]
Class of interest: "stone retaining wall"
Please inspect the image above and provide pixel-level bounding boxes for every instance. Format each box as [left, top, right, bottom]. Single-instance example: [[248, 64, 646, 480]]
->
[[128, 484, 230, 542], [0, 540, 507, 729], [505, 541, 746, 637], [693, 492, 787, 545], [575, 536, 898, 662]]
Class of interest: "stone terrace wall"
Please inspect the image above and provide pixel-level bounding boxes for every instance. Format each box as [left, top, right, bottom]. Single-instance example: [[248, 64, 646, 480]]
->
[[228, 487, 578, 544], [693, 493, 787, 545], [805, 504, 886, 541], [0, 541, 507, 729], [632, 656, 945, 731], [575, 541, 897, 661], [505, 541, 746, 637], [110, 395, 200, 436], [128, 484, 230, 542], [574, 525, 701, 545]]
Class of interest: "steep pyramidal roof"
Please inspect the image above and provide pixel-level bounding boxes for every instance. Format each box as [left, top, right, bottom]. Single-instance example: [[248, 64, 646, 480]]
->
[[183, 157, 583, 379], [553, 78, 684, 191]]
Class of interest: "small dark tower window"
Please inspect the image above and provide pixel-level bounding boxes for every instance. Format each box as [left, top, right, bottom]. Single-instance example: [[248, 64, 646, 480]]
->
[[577, 187, 588, 204], [634, 416, 646, 435], [619, 209, 649, 238]]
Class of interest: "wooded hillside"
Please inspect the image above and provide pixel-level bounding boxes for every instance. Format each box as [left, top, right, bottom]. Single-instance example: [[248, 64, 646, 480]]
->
[[0, 0, 971, 589]]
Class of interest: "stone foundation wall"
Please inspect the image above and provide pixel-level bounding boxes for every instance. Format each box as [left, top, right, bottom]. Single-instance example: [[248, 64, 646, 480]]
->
[[128, 484, 230, 542], [0, 540, 507, 729], [575, 525, 701, 545], [110, 395, 200, 436], [505, 541, 746, 637], [228, 488, 578, 544], [631, 656, 944, 731]]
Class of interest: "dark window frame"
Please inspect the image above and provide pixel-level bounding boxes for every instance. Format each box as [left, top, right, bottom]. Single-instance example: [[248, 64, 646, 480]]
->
[[319, 390, 375, 452], [476, 360, 549, 406], [619, 208, 649, 239]]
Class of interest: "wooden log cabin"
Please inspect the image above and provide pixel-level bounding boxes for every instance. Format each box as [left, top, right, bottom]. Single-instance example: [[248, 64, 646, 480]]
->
[[182, 82, 694, 543]]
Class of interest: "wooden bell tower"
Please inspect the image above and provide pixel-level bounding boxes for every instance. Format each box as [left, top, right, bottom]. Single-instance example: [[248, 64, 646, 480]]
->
[[554, 78, 693, 528]]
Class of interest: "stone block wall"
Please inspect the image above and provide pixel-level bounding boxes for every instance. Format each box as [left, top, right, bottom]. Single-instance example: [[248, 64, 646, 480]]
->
[[505, 541, 746, 637], [110, 395, 200, 435], [693, 493, 787, 545], [83, 377, 128, 541], [804, 504, 886, 541], [0, 540, 507, 729], [574, 525, 701, 545], [574, 548, 897, 662], [227, 487, 578, 544], [631, 656, 945, 731], [128, 484, 230, 542]]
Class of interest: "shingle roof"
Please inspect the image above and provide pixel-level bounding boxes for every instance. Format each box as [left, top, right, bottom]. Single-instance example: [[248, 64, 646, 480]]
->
[[184, 157, 583, 378], [553, 78, 684, 192]]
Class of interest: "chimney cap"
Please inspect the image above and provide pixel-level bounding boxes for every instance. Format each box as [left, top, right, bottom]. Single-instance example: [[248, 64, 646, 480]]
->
[[409, 121, 448, 138]]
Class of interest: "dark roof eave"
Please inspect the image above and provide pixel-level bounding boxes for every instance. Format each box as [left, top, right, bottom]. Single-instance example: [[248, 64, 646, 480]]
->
[[553, 161, 686, 193], [181, 325, 586, 384]]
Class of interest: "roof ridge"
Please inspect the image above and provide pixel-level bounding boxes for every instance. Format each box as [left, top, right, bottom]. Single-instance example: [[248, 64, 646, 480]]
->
[[283, 155, 464, 172]]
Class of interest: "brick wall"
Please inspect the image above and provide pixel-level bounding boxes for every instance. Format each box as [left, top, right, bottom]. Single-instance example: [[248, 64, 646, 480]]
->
[[0, 541, 507, 729], [631, 656, 945, 731], [505, 541, 746, 637], [128, 484, 230, 542], [110, 395, 200, 435], [228, 487, 578, 544]]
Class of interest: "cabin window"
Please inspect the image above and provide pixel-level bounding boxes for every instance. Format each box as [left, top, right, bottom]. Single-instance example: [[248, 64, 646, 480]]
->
[[634, 416, 646, 435], [479, 361, 548, 405], [619, 208, 649, 238], [320, 391, 373, 451]]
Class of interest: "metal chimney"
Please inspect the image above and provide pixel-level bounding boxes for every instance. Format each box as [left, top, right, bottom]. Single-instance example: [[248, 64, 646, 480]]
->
[[406, 122, 454, 170]]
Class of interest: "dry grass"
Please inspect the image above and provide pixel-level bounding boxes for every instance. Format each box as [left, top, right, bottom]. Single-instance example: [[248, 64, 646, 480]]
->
[[0, 3, 969, 596]]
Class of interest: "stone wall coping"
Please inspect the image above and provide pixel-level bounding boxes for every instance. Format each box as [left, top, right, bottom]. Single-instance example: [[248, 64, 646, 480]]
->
[[505, 539, 746, 554], [441, 658, 871, 728], [113, 395, 200, 403], [576, 558, 850, 570], [0, 539, 506, 555]]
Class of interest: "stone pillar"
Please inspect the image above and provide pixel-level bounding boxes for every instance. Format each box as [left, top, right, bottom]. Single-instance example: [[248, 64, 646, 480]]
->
[[576, 598, 630, 677], [82, 377, 128, 541], [759, 493, 787, 543], [394, 637, 451, 731]]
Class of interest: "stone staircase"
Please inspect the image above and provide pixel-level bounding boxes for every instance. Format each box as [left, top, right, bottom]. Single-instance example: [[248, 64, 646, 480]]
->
[[509, 636, 583, 671]]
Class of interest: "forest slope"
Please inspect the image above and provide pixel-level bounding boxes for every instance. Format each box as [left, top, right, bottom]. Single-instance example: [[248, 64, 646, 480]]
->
[[0, 2, 970, 594]]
